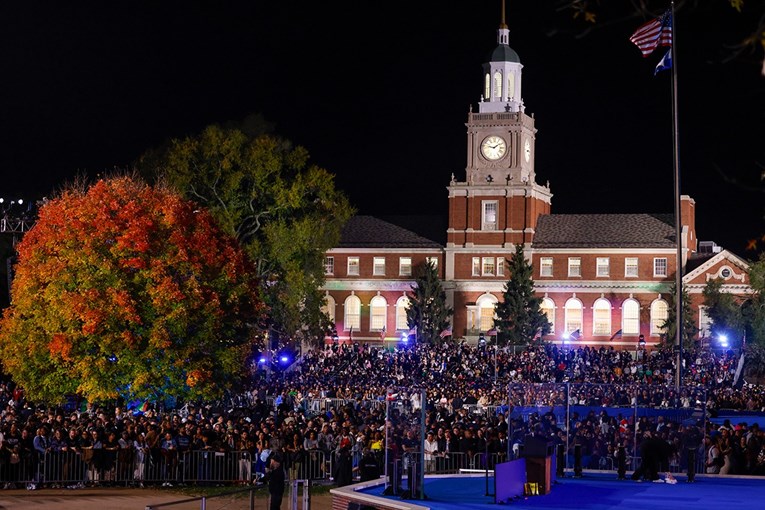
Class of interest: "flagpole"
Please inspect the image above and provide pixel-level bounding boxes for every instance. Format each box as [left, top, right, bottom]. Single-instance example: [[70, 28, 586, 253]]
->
[[669, 0, 683, 392]]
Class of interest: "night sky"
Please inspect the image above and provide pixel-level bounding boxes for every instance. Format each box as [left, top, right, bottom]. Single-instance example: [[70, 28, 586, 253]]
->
[[0, 2, 762, 257]]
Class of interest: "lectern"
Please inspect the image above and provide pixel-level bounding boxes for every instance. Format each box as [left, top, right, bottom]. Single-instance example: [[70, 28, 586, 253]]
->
[[522, 435, 554, 495]]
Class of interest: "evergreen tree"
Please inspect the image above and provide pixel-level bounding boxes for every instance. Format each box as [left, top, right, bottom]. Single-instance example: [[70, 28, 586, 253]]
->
[[406, 260, 453, 344], [494, 245, 551, 348], [660, 283, 699, 350]]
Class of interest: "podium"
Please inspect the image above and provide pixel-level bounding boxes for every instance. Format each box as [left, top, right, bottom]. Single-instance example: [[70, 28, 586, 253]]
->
[[522, 435, 553, 495]]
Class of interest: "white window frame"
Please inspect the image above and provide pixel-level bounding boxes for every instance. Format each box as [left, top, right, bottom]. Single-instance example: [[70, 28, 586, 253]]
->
[[564, 298, 583, 334], [395, 296, 410, 331], [321, 293, 336, 324], [625, 257, 639, 278], [622, 299, 640, 335], [568, 257, 581, 277], [650, 299, 669, 336], [347, 257, 359, 276], [596, 257, 610, 277], [373, 257, 386, 276], [592, 298, 611, 336], [540, 257, 553, 277], [369, 295, 387, 331], [653, 258, 668, 277], [541, 297, 555, 334], [344, 295, 361, 331], [497, 258, 505, 277], [426, 256, 438, 269], [476, 294, 498, 332], [482, 200, 498, 231], [482, 257, 496, 276], [324, 256, 335, 276], [399, 257, 412, 277], [472, 257, 481, 277]]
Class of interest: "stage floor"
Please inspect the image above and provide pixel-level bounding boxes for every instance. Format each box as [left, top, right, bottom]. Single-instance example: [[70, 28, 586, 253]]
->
[[357, 472, 765, 510]]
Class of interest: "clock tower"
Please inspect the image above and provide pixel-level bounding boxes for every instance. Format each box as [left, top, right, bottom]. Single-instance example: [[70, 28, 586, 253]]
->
[[445, 4, 552, 279]]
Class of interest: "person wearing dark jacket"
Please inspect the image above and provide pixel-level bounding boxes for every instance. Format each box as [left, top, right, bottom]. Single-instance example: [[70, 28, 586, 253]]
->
[[358, 448, 381, 481], [631, 432, 674, 482], [264, 451, 286, 510]]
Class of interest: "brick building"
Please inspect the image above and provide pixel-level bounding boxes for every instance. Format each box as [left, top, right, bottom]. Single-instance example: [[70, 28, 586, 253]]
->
[[320, 16, 752, 349]]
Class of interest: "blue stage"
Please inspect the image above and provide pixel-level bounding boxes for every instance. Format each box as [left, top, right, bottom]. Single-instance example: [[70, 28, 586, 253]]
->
[[356, 472, 765, 510]]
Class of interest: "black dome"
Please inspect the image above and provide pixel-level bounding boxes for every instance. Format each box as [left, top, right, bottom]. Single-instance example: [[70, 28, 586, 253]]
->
[[488, 44, 520, 63]]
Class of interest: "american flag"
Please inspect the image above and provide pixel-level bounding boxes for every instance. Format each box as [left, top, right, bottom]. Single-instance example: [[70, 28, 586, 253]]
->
[[630, 10, 672, 57], [439, 326, 452, 339], [570, 329, 581, 340], [486, 327, 498, 336]]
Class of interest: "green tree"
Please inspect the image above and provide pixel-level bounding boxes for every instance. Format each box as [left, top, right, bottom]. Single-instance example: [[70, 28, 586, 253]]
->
[[406, 260, 453, 344], [494, 245, 551, 348], [660, 283, 699, 350], [138, 124, 354, 347], [743, 253, 765, 346], [0, 176, 263, 403], [703, 277, 745, 341]]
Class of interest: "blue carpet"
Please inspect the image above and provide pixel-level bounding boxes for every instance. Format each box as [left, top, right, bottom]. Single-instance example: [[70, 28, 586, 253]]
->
[[360, 473, 765, 510]]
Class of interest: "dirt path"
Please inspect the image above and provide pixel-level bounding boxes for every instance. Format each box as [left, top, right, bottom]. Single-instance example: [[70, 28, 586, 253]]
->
[[0, 487, 333, 510]]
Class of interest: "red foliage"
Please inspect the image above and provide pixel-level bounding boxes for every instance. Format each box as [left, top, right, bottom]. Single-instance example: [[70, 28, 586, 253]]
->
[[0, 176, 265, 402]]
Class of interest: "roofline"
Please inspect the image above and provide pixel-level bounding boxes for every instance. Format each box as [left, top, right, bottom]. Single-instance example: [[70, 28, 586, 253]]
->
[[683, 249, 751, 282]]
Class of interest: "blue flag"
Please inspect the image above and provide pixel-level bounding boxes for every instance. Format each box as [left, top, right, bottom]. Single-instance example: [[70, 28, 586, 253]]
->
[[655, 49, 672, 75]]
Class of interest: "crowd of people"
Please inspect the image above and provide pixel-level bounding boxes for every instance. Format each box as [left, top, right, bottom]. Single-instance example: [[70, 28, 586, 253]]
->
[[1, 341, 764, 491]]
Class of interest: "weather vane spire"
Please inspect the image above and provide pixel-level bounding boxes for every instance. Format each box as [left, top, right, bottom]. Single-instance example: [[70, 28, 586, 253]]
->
[[500, 0, 507, 29]]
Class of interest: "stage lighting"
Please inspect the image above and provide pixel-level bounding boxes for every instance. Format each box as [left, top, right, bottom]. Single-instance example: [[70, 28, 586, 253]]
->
[[719, 334, 729, 348]]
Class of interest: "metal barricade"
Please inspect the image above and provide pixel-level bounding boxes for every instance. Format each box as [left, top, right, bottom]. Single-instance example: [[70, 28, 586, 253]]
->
[[183, 450, 247, 485], [37, 451, 87, 487], [471, 452, 507, 471]]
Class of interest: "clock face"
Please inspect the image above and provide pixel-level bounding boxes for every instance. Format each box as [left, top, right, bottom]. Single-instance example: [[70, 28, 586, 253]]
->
[[481, 135, 507, 160], [524, 139, 531, 162]]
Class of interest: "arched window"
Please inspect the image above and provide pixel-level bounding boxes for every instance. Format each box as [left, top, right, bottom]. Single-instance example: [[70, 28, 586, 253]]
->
[[484, 73, 490, 100], [370, 295, 387, 331], [395, 296, 410, 331], [344, 295, 361, 331], [592, 298, 611, 336], [540, 298, 555, 334], [622, 299, 640, 335], [476, 293, 498, 332], [321, 294, 336, 324], [493, 71, 502, 100], [507, 73, 515, 100], [564, 298, 583, 334], [698, 305, 712, 339], [650, 299, 669, 336]]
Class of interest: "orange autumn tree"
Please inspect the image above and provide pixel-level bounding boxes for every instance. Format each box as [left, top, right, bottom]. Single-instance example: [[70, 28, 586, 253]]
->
[[0, 176, 264, 403]]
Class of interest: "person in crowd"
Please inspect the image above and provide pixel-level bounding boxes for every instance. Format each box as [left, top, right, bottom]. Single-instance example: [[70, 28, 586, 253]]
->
[[423, 431, 439, 473], [705, 435, 723, 474], [133, 432, 149, 487], [357, 448, 381, 481], [263, 451, 285, 510]]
